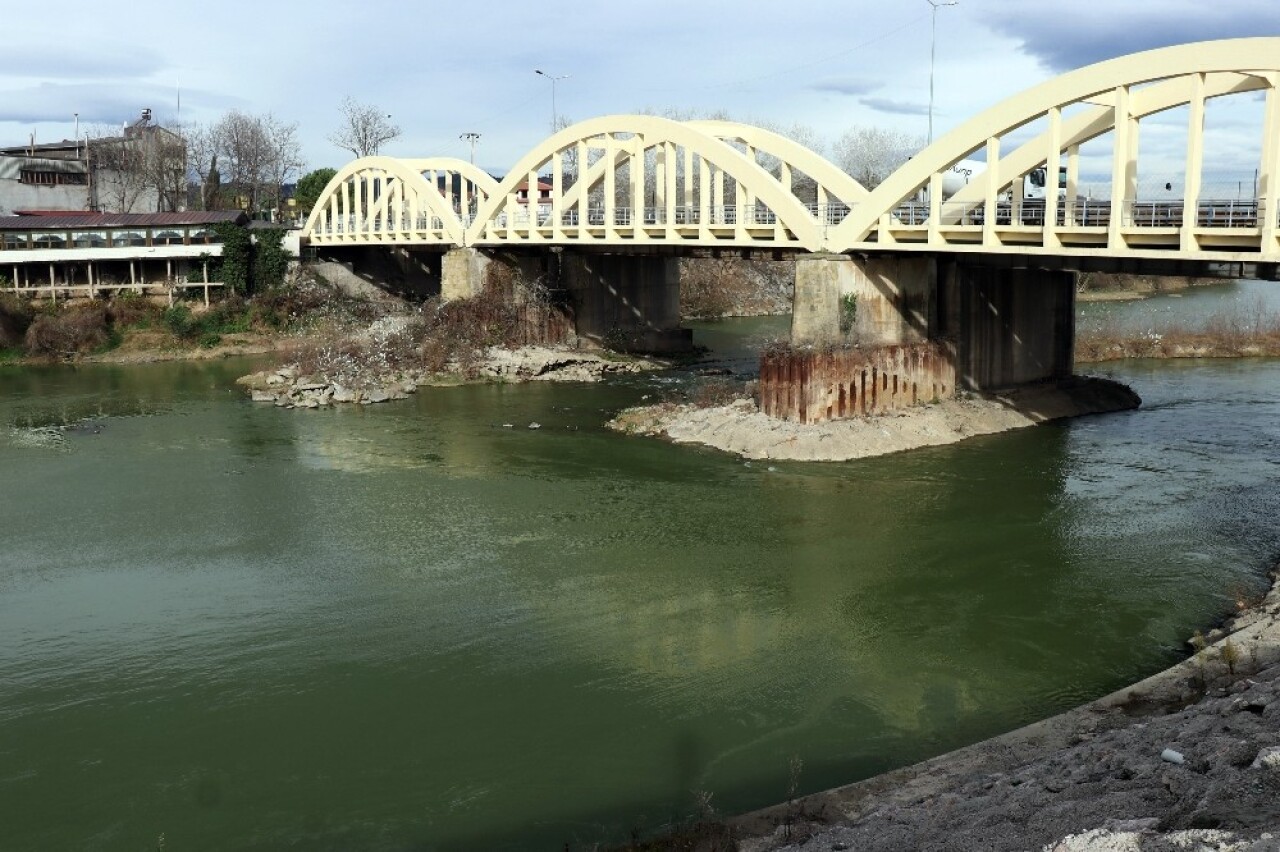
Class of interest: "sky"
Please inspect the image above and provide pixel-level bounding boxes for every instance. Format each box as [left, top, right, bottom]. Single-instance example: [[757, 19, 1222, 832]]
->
[[1, 0, 1277, 191]]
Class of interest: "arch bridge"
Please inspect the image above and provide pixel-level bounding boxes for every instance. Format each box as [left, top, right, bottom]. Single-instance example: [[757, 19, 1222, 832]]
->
[[304, 38, 1280, 269], [302, 39, 1280, 410]]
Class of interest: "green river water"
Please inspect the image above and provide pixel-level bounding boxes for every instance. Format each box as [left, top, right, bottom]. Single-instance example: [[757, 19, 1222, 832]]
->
[[3, 298, 1280, 850]]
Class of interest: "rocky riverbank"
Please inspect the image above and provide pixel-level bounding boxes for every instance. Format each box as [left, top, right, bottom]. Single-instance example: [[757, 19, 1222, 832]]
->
[[731, 567, 1280, 852], [237, 344, 662, 409], [608, 376, 1141, 462]]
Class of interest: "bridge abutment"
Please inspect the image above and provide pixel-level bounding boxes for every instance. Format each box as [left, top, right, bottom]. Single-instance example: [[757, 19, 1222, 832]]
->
[[441, 247, 491, 301], [559, 252, 693, 354]]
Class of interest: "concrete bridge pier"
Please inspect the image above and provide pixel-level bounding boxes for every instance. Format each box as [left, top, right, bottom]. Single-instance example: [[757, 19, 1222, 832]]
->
[[772, 253, 1077, 421], [942, 262, 1076, 391], [792, 254, 937, 346], [558, 252, 693, 353]]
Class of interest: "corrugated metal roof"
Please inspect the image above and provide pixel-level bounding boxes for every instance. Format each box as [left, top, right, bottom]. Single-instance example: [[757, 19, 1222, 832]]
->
[[0, 211, 248, 231]]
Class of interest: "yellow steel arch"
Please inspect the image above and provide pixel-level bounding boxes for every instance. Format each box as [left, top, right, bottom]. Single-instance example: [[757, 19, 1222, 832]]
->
[[686, 120, 868, 205], [467, 115, 826, 250], [834, 37, 1280, 258], [303, 156, 468, 246]]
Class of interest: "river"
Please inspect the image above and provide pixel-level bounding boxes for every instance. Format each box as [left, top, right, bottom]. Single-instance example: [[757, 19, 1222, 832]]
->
[[2, 291, 1279, 850]]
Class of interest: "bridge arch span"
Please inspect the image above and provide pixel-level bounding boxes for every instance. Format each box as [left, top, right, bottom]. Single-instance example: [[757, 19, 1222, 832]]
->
[[304, 156, 485, 247], [835, 37, 1280, 260], [466, 115, 833, 250]]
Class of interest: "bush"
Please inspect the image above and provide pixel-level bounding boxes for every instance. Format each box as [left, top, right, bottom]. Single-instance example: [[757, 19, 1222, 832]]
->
[[162, 304, 199, 339], [24, 305, 112, 357], [0, 293, 34, 348], [107, 291, 161, 329]]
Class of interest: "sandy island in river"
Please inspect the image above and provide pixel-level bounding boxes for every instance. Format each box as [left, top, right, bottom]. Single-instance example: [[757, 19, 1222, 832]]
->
[[609, 375, 1141, 462]]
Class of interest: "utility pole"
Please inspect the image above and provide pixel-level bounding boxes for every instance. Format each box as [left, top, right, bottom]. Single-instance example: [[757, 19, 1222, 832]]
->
[[535, 69, 571, 134], [926, 0, 959, 145], [460, 132, 481, 165]]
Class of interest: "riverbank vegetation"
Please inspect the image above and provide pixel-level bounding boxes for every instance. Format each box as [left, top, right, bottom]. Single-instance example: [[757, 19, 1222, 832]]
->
[[0, 264, 377, 364], [1076, 298, 1280, 362]]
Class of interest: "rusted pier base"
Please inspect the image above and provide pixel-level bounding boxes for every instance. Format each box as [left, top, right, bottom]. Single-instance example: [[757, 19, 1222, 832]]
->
[[759, 342, 956, 423]]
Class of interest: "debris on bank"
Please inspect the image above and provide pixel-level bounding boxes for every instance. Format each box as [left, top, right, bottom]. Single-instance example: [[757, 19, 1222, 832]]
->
[[237, 345, 662, 409]]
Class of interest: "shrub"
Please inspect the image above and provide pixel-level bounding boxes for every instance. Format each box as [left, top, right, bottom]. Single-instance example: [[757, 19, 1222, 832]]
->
[[24, 305, 112, 357], [107, 292, 161, 329], [0, 293, 34, 348], [162, 304, 198, 339]]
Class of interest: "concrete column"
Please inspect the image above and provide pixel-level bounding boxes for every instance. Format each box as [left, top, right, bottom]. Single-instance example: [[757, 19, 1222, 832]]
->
[[791, 253, 937, 346], [947, 264, 1076, 391], [441, 246, 490, 301], [559, 252, 692, 353]]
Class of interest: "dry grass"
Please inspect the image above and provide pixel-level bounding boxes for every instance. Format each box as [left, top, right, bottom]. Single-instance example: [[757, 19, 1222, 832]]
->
[[23, 305, 114, 357], [1076, 298, 1280, 362]]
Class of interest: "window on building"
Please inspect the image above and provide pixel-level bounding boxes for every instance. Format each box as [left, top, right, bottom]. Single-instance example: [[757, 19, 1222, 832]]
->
[[2, 233, 29, 250], [111, 231, 147, 247], [19, 170, 87, 186], [190, 227, 220, 244], [32, 233, 68, 249], [152, 229, 184, 245], [72, 231, 108, 248]]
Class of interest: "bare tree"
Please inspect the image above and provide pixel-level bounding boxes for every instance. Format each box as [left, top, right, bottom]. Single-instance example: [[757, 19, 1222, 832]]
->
[[832, 126, 923, 190], [200, 111, 303, 215], [329, 97, 401, 158], [184, 123, 222, 210], [86, 121, 186, 213]]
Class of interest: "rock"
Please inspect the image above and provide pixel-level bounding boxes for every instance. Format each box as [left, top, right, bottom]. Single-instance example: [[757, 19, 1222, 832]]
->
[[1251, 746, 1280, 771], [294, 381, 327, 392], [266, 374, 286, 386], [250, 390, 278, 403], [332, 386, 356, 404], [367, 389, 390, 404]]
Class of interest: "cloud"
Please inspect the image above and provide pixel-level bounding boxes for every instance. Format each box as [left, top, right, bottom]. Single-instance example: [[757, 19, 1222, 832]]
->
[[860, 97, 931, 116], [0, 82, 237, 126], [809, 78, 881, 97], [985, 1, 1280, 72], [0, 44, 167, 80]]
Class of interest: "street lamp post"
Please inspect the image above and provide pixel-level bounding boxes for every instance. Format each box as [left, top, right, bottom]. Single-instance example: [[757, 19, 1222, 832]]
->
[[926, 0, 959, 145], [460, 132, 481, 165], [534, 69, 570, 134]]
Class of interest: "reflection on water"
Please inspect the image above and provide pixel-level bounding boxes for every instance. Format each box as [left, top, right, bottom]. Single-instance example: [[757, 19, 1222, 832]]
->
[[1, 328, 1279, 849]]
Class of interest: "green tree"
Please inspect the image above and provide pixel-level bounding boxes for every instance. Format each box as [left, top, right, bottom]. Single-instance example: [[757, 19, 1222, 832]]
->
[[213, 223, 253, 294], [294, 167, 337, 213], [251, 229, 292, 291]]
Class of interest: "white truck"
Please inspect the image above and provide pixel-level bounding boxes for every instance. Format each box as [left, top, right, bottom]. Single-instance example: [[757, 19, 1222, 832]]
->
[[937, 160, 1067, 201]]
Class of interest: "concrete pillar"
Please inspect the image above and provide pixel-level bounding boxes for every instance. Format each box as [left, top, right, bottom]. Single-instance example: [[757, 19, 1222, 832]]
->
[[791, 254, 937, 346], [559, 252, 692, 353], [441, 246, 491, 301], [945, 263, 1076, 391]]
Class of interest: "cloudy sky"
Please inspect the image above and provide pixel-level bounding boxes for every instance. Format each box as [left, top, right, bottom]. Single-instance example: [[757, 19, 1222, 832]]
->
[[1, 0, 1276, 187]]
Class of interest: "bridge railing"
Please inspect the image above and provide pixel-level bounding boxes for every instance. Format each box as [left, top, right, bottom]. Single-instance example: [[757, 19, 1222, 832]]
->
[[486, 202, 854, 230], [896, 199, 1269, 231]]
